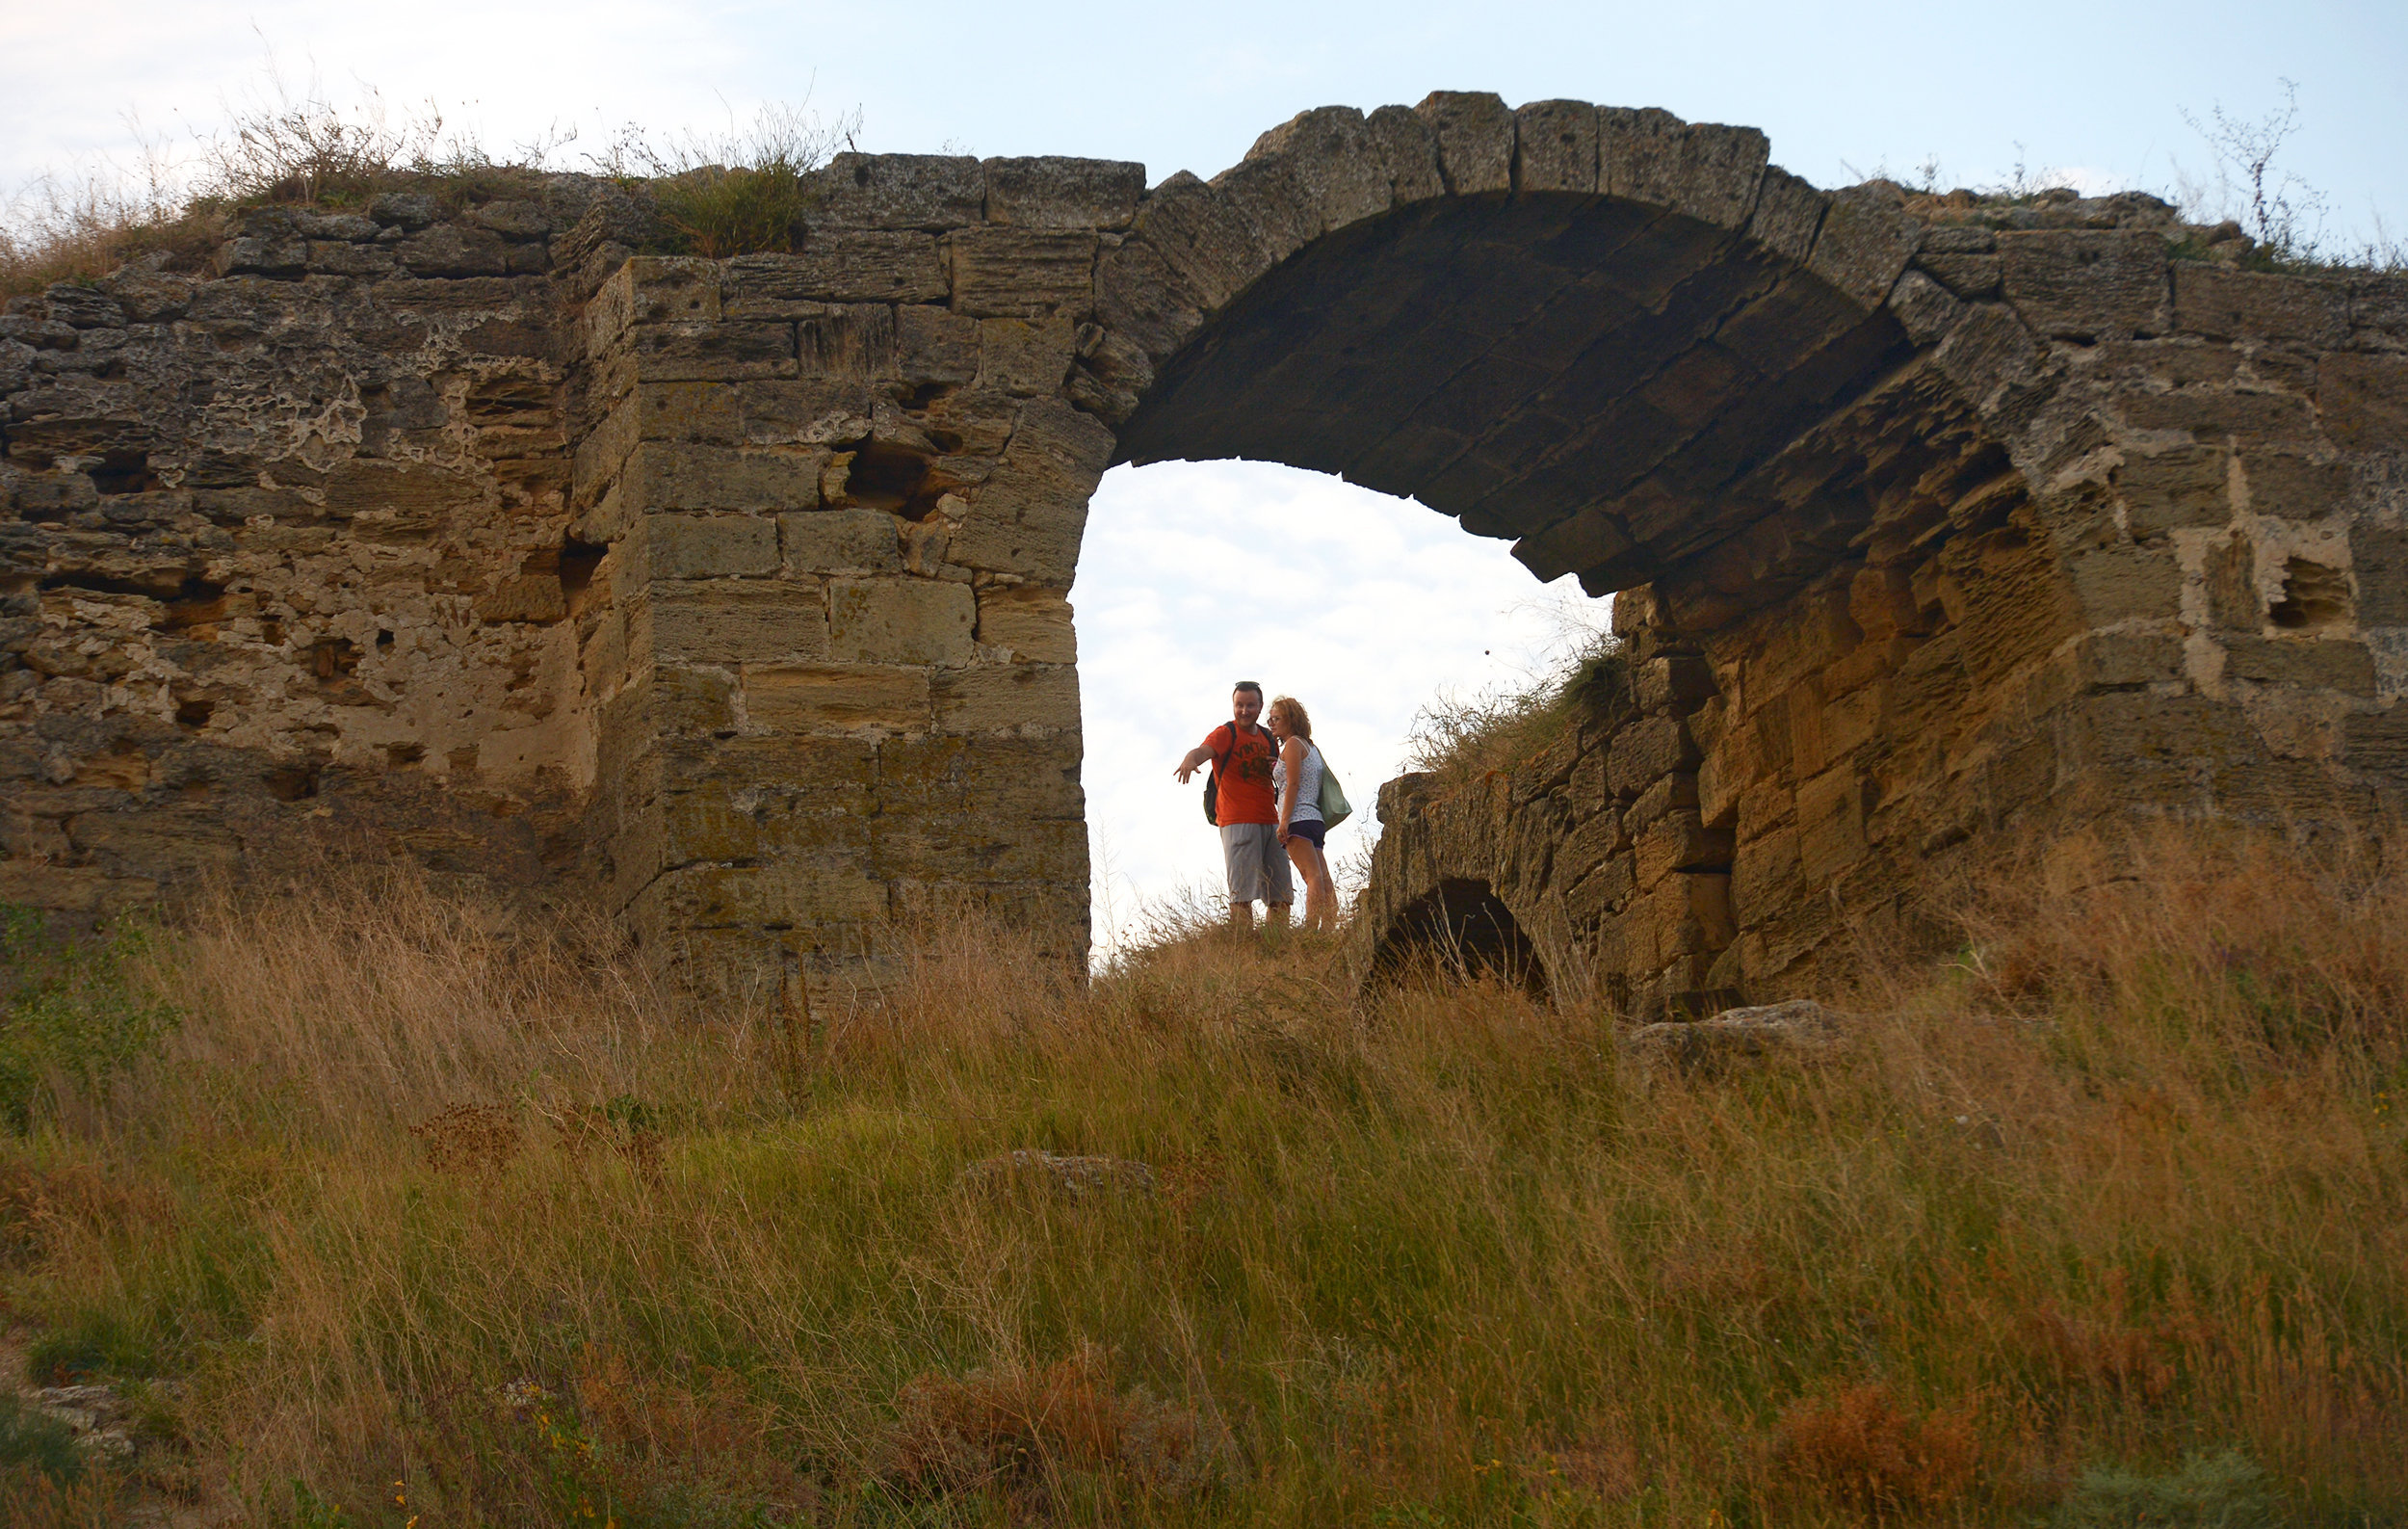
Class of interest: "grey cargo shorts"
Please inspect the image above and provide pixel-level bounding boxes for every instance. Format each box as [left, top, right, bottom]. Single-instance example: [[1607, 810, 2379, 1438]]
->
[[1219, 823, 1295, 905]]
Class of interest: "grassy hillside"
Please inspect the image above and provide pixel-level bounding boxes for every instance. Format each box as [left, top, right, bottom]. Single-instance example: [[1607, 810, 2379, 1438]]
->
[[0, 826, 2403, 1526]]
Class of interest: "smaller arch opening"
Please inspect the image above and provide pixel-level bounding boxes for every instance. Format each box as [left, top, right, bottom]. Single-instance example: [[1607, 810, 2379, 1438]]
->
[[1368, 877, 1549, 1001]]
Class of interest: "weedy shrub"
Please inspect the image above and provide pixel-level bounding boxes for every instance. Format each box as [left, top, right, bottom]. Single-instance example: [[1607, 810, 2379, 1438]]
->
[[0, 1391, 84, 1485], [1772, 1382, 1981, 1519], [0, 910, 176, 1132], [878, 1341, 1230, 1506], [2054, 1451, 2278, 1528]]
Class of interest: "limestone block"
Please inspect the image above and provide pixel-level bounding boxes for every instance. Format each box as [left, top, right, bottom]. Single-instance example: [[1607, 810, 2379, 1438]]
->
[[641, 514, 780, 580], [2351, 525, 2408, 624], [586, 257, 722, 358], [793, 304, 899, 378], [726, 237, 948, 308], [637, 666, 738, 736], [1919, 252, 2002, 299], [1414, 92, 1514, 196], [2068, 544, 2181, 623], [2207, 533, 2261, 630], [2113, 445, 2230, 537], [2118, 388, 2317, 445], [476, 573, 567, 624], [817, 153, 983, 230], [828, 578, 977, 665], [983, 157, 1145, 230], [646, 580, 829, 665], [68, 810, 242, 873], [931, 662, 1080, 734], [1794, 764, 1869, 880], [2343, 708, 2408, 777], [2240, 451, 2352, 521], [322, 461, 484, 525], [2317, 354, 2408, 453], [399, 224, 510, 277], [2352, 274, 2408, 349], [1998, 230, 2169, 340], [1229, 106, 1394, 250], [2073, 630, 2186, 688], [2223, 635, 2376, 695], [1744, 169, 1828, 266], [978, 315, 1077, 397], [632, 862, 888, 932], [1600, 110, 1768, 232], [1634, 871, 1735, 962], [575, 383, 743, 505], [1887, 271, 1963, 346], [1563, 854, 1637, 925], [744, 663, 931, 733], [0, 862, 154, 912], [1363, 103, 1446, 205], [1636, 809, 1734, 889], [781, 509, 902, 574], [605, 322, 796, 389], [2173, 264, 2347, 346], [1729, 824, 1800, 919], [741, 380, 877, 449], [874, 814, 1086, 883], [953, 398, 1115, 580], [1625, 772, 1703, 835], [896, 305, 982, 388], [963, 733, 1086, 819], [1634, 655, 1716, 713], [1606, 715, 1702, 798], [2068, 692, 2254, 770], [1931, 302, 2045, 413], [975, 585, 1077, 664], [1121, 173, 1269, 318], [626, 442, 824, 512], [1514, 100, 1599, 194], [948, 229, 1098, 319], [1806, 183, 1920, 310]]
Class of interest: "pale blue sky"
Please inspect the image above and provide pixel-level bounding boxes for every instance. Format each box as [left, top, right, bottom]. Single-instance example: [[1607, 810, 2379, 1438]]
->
[[7, 1, 2403, 949]]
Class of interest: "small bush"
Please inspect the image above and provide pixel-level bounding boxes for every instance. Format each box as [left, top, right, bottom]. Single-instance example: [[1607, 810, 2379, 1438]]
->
[[26, 1310, 152, 1384], [1773, 1382, 1981, 1518], [879, 1343, 1230, 1504], [0, 910, 177, 1133], [0, 1391, 84, 1485], [2055, 1451, 2279, 1528], [593, 101, 857, 257]]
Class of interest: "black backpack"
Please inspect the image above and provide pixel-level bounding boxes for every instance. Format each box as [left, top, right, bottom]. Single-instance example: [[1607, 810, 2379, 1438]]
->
[[1202, 724, 1264, 826]]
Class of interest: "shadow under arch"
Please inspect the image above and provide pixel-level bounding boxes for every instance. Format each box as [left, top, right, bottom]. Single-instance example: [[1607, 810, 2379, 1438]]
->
[[1364, 876, 1551, 1001]]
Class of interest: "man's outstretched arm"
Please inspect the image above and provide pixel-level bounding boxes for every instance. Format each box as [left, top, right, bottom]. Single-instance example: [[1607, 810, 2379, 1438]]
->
[[1172, 744, 1214, 783]]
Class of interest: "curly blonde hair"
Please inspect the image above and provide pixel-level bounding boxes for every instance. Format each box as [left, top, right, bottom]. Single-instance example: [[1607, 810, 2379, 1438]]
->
[[1267, 695, 1312, 740]]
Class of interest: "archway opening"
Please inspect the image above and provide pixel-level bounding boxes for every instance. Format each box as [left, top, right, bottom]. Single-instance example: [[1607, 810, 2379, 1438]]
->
[[1074, 457, 1607, 961], [1365, 877, 1551, 1000]]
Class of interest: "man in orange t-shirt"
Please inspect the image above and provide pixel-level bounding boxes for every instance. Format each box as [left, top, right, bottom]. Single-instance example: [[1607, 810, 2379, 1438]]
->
[[1172, 679, 1294, 932]]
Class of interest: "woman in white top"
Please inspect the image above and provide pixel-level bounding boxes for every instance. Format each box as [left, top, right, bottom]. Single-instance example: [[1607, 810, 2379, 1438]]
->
[[1267, 695, 1337, 933]]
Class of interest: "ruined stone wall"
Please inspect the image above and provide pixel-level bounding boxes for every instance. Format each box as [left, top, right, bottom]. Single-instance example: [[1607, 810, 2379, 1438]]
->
[[1, 189, 603, 915], [1358, 197, 2408, 1015], [7, 92, 2406, 1012]]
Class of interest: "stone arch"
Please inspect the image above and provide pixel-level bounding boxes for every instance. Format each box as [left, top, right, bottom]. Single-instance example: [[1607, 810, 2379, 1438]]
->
[[1365, 876, 1550, 999], [7, 92, 2404, 1014]]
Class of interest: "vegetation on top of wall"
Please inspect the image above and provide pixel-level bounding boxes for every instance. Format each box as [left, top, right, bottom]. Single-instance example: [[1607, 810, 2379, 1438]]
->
[[1, 826, 2404, 1522], [1403, 624, 1629, 787], [0, 76, 859, 297]]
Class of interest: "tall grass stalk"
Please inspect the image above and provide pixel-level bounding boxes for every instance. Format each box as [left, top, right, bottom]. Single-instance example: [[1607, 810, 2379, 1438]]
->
[[1, 827, 2403, 1524]]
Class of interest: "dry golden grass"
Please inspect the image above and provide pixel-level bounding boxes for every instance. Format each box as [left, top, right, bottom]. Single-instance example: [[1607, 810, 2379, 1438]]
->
[[0, 824, 2402, 1525]]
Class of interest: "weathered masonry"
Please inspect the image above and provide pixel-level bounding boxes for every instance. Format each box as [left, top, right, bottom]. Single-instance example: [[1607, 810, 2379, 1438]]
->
[[5, 93, 2407, 1010]]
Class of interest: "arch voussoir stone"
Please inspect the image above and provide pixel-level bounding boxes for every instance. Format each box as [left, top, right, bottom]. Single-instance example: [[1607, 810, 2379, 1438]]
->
[[6, 93, 2403, 1017]]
